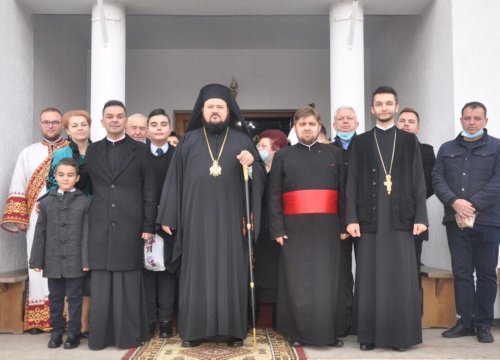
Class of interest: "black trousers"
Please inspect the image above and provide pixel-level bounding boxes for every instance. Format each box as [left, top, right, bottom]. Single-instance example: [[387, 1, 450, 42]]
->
[[143, 269, 176, 323], [48, 277, 84, 336], [336, 236, 357, 336], [446, 223, 500, 328]]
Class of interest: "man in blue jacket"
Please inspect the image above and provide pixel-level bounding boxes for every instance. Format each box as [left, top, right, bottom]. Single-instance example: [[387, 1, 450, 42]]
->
[[433, 101, 500, 344]]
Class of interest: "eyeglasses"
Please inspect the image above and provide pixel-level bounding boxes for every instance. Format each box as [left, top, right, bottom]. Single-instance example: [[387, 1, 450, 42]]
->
[[41, 121, 62, 127]]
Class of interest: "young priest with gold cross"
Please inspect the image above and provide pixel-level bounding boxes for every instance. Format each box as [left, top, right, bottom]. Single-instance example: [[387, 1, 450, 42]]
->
[[345, 86, 428, 352]]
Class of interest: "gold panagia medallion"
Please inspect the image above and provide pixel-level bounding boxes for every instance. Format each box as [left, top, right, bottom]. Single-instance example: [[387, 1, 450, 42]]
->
[[209, 160, 222, 177]]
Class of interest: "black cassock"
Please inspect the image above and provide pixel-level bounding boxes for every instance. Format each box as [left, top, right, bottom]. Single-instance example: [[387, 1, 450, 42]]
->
[[347, 126, 426, 349], [268, 142, 344, 345], [157, 127, 265, 341]]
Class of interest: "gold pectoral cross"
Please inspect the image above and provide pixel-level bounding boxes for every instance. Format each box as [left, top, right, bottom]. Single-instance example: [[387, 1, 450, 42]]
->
[[384, 174, 392, 195]]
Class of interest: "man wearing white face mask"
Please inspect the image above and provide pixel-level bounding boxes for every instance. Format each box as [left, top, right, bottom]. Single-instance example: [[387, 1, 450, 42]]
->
[[433, 101, 500, 344], [333, 106, 359, 151], [331, 106, 359, 338]]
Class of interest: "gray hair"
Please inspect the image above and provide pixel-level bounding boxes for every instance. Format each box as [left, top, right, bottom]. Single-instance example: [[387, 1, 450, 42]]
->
[[334, 106, 357, 119]]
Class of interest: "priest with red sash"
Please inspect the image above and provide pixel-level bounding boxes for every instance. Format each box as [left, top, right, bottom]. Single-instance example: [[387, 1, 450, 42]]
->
[[268, 105, 345, 347]]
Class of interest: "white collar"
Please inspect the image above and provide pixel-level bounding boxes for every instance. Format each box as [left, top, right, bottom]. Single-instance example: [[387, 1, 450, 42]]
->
[[57, 188, 76, 195], [298, 140, 318, 151], [375, 123, 395, 131], [150, 142, 169, 155], [106, 134, 126, 143]]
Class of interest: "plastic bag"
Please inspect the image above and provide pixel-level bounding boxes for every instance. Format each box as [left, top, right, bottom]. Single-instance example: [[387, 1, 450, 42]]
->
[[144, 234, 165, 271]]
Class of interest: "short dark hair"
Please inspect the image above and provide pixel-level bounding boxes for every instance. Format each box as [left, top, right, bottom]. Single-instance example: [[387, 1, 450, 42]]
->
[[40, 107, 62, 118], [398, 107, 420, 124], [320, 124, 327, 135], [293, 105, 321, 124], [147, 108, 170, 124], [461, 101, 487, 117], [372, 86, 398, 105], [102, 100, 126, 115], [55, 157, 79, 174]]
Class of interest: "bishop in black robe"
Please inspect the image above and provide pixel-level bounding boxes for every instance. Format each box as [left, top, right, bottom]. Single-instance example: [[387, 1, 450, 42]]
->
[[346, 125, 428, 349], [268, 107, 345, 346], [157, 84, 265, 345]]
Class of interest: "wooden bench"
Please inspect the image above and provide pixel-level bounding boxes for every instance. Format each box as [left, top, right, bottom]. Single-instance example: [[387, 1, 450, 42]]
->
[[0, 269, 28, 334], [420, 266, 456, 329]]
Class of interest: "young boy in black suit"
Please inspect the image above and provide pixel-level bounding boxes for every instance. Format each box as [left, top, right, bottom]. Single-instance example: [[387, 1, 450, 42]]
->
[[30, 157, 90, 349]]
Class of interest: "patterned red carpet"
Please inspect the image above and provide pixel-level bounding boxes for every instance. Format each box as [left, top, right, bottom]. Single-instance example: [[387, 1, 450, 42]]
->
[[123, 328, 307, 360]]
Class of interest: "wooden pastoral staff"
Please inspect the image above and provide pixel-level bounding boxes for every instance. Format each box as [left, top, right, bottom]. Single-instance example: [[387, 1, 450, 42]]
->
[[420, 266, 456, 328], [0, 269, 28, 333]]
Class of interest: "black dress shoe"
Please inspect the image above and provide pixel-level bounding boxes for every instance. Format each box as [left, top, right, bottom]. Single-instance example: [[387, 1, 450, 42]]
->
[[80, 331, 89, 339], [442, 323, 476, 338], [328, 338, 344, 347], [289, 339, 304, 347], [148, 322, 157, 337], [181, 340, 202, 347], [336, 326, 351, 338], [227, 337, 243, 347], [477, 326, 494, 343], [159, 320, 173, 338], [64, 335, 81, 349], [29, 328, 44, 335], [48, 334, 63, 348], [392, 346, 407, 351], [360, 342, 375, 351]]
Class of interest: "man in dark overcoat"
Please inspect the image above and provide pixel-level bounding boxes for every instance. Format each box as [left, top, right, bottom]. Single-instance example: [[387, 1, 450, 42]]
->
[[86, 100, 156, 350]]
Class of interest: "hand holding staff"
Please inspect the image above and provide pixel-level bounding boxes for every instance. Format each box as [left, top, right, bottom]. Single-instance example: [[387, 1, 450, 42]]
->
[[242, 164, 257, 347]]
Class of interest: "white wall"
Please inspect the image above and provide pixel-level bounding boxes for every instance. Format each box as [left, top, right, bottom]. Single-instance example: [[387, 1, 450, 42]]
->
[[451, 0, 500, 136], [126, 48, 330, 130], [366, 0, 455, 271], [33, 15, 89, 134], [451, 0, 500, 317], [0, 1, 34, 272]]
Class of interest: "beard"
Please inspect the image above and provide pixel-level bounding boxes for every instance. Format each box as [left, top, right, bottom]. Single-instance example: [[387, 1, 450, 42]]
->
[[203, 118, 228, 135], [42, 132, 62, 142], [298, 137, 317, 145], [376, 114, 394, 123]]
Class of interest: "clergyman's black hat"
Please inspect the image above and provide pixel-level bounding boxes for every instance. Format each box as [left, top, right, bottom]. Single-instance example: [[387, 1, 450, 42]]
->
[[185, 83, 251, 136]]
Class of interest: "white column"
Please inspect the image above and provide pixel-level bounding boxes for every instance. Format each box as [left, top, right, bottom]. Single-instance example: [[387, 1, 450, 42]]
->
[[329, 0, 365, 134], [90, 0, 126, 140]]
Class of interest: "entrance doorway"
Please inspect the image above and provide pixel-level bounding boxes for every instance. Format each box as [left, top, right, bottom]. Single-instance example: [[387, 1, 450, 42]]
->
[[174, 110, 294, 142]]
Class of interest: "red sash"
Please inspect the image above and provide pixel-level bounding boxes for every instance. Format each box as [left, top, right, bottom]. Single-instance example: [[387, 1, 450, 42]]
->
[[283, 189, 338, 215]]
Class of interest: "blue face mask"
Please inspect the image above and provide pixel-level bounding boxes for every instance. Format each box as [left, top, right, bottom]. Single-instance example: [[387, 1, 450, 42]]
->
[[259, 150, 270, 162], [461, 129, 484, 139], [337, 131, 355, 141]]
